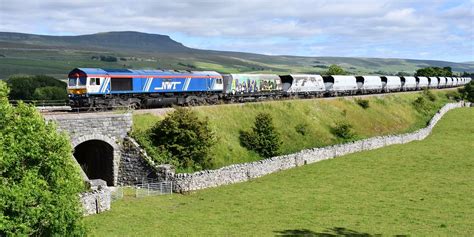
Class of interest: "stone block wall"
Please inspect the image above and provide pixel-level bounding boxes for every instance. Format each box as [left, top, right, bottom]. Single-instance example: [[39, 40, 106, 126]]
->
[[44, 112, 133, 143], [118, 137, 161, 185], [170, 102, 469, 193], [80, 188, 111, 216]]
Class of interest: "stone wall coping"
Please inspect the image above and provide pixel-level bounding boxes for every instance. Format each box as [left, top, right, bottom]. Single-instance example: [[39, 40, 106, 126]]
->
[[44, 112, 132, 120]]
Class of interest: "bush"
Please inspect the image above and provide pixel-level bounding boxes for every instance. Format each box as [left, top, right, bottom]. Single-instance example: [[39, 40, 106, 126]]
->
[[239, 113, 282, 158], [445, 90, 462, 101], [355, 99, 370, 109], [0, 81, 86, 236], [295, 123, 308, 136], [330, 121, 356, 141], [422, 89, 437, 102], [150, 108, 216, 171], [412, 96, 436, 115]]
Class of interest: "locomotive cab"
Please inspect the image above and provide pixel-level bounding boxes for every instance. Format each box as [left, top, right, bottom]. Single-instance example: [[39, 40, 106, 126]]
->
[[68, 71, 87, 96]]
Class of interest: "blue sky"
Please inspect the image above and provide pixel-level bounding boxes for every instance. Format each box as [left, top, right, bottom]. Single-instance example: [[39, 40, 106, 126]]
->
[[0, 0, 473, 62]]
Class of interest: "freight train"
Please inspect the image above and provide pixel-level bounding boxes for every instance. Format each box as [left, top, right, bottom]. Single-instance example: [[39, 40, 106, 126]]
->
[[67, 68, 472, 110]]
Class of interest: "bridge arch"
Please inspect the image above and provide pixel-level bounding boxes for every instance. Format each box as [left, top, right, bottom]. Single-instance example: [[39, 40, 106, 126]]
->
[[72, 134, 120, 186]]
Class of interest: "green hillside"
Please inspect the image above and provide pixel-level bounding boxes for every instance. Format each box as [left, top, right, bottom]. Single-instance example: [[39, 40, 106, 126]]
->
[[133, 90, 455, 171], [85, 107, 474, 236], [1, 31, 473, 79]]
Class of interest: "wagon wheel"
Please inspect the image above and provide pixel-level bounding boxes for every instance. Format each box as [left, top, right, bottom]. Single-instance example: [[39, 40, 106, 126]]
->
[[129, 102, 141, 110]]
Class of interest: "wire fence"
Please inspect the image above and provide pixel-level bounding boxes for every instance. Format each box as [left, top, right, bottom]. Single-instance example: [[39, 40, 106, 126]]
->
[[135, 181, 173, 198], [111, 187, 124, 202]]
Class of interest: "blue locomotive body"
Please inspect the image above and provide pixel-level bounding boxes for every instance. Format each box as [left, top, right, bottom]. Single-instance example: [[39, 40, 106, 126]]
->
[[68, 68, 223, 108]]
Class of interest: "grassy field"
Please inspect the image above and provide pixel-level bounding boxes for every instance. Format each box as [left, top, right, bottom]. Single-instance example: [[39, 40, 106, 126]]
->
[[132, 90, 454, 170], [85, 107, 474, 236]]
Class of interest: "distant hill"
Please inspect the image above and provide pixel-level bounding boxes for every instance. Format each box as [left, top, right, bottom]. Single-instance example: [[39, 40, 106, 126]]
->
[[0, 31, 473, 79]]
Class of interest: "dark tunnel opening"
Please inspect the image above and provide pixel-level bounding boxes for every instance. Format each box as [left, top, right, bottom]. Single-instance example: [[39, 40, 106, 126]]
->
[[73, 140, 114, 186]]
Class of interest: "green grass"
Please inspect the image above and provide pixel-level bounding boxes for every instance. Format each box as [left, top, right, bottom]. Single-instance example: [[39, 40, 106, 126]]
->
[[132, 90, 454, 170], [85, 107, 474, 236]]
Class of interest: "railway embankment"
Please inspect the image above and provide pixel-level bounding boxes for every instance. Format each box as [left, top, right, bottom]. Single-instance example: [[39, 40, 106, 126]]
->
[[169, 101, 470, 192], [132, 90, 461, 171]]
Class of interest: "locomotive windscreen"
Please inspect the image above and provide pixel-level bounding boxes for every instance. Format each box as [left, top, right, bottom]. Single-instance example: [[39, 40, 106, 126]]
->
[[111, 78, 133, 91]]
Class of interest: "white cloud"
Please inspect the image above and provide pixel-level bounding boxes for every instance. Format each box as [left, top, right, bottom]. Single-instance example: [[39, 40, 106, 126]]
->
[[0, 0, 472, 61]]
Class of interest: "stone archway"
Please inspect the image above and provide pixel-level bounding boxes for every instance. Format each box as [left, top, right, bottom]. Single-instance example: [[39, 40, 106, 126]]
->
[[72, 134, 120, 186]]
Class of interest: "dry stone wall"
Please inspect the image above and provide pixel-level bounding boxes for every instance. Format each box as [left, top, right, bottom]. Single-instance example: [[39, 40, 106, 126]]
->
[[118, 137, 161, 185], [170, 102, 470, 193], [80, 187, 111, 216]]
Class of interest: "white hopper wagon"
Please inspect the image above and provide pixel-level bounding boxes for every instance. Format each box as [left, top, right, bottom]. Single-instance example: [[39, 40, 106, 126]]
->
[[416, 77, 429, 89], [281, 74, 325, 96], [381, 76, 402, 92], [438, 77, 447, 88], [402, 76, 417, 91], [428, 77, 439, 88], [355, 76, 383, 94], [323, 75, 358, 95], [446, 77, 453, 87]]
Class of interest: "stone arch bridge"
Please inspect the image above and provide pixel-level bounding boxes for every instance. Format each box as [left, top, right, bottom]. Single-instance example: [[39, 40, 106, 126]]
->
[[44, 112, 162, 186]]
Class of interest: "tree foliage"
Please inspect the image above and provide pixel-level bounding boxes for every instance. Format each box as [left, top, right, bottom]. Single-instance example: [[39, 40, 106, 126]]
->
[[33, 86, 68, 100], [330, 121, 356, 142], [5, 75, 67, 100], [458, 81, 474, 102], [415, 67, 453, 77], [151, 108, 216, 170], [325, 64, 346, 75], [239, 113, 282, 158], [0, 81, 86, 236]]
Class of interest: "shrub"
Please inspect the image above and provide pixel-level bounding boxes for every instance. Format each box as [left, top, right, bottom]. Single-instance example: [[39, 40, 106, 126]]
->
[[150, 108, 216, 171], [445, 90, 462, 101], [412, 96, 436, 115], [355, 98, 370, 109], [422, 89, 437, 102], [0, 81, 86, 236], [239, 113, 282, 158], [295, 123, 308, 136], [330, 121, 356, 141]]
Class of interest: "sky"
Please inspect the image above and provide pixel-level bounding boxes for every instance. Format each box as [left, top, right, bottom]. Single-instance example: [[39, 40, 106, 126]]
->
[[0, 0, 473, 62]]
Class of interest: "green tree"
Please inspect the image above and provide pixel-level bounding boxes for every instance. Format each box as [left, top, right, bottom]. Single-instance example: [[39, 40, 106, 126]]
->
[[33, 86, 68, 100], [459, 81, 474, 102], [325, 64, 346, 75], [5, 75, 67, 100], [0, 81, 86, 236], [150, 108, 216, 170], [239, 113, 282, 158], [415, 67, 453, 77]]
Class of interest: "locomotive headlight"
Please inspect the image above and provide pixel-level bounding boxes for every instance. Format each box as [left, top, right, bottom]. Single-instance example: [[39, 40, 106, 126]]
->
[[68, 88, 87, 95]]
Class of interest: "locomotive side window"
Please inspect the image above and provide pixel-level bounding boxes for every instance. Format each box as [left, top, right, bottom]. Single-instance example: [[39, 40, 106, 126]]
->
[[90, 78, 101, 85]]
